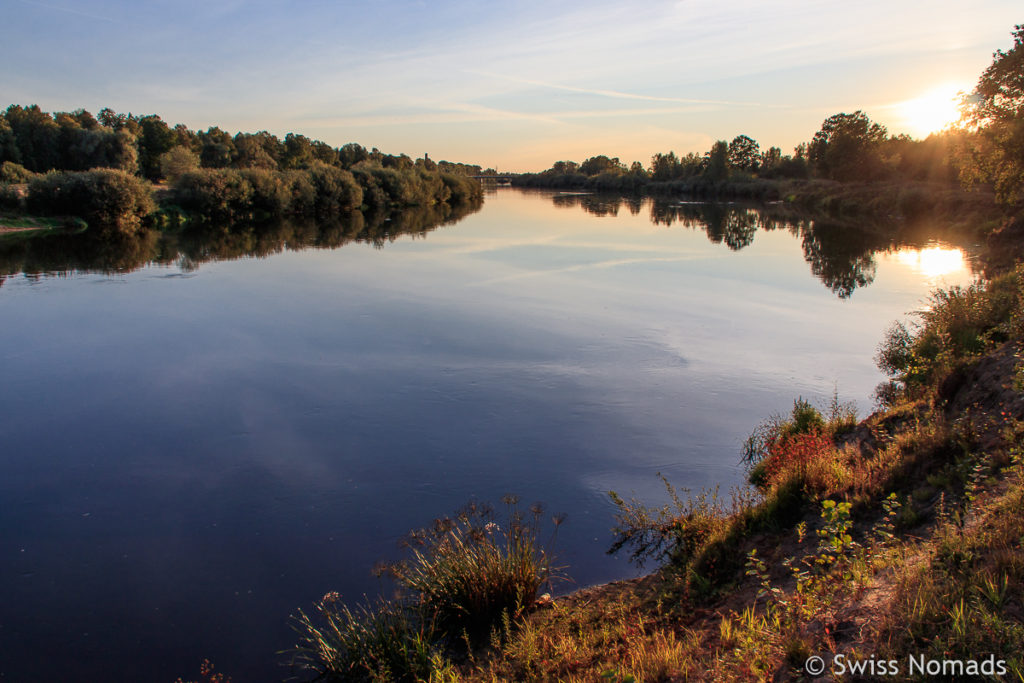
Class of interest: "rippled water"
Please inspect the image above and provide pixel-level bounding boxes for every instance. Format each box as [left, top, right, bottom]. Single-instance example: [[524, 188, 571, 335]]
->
[[0, 189, 977, 681]]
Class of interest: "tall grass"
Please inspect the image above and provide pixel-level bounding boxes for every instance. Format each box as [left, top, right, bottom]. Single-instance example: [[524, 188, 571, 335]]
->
[[287, 498, 562, 681], [390, 498, 559, 639], [289, 596, 437, 683]]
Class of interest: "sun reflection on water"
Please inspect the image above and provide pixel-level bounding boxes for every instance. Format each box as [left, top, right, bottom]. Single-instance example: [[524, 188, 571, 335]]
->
[[893, 246, 968, 278]]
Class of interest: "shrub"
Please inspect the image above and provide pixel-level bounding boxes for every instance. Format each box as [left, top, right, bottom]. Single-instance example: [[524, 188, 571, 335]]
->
[[308, 163, 363, 214], [0, 161, 37, 183], [238, 169, 290, 217], [288, 498, 560, 679], [159, 146, 200, 182], [26, 168, 155, 234], [390, 498, 556, 639], [173, 169, 254, 221], [876, 268, 1024, 396], [0, 183, 23, 211]]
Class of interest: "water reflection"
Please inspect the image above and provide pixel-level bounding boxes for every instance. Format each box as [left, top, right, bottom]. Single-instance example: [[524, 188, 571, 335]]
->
[[549, 192, 978, 298], [893, 246, 967, 278], [0, 200, 483, 284], [1, 192, 978, 300]]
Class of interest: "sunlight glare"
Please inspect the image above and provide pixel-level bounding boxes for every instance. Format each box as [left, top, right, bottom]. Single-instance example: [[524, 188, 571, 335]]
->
[[894, 246, 966, 278], [896, 83, 966, 138]]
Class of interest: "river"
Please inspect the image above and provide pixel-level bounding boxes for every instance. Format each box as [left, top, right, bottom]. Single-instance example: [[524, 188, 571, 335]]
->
[[0, 188, 977, 681]]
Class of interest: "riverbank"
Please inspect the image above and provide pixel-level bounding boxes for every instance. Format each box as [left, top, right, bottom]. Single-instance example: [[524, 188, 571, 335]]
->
[[445, 266, 1024, 681], [284, 263, 1024, 681]]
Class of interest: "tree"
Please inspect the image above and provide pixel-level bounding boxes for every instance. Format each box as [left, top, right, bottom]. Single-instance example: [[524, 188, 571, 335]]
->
[[958, 25, 1024, 206], [649, 151, 679, 180], [159, 145, 200, 181], [198, 127, 235, 169], [727, 135, 760, 172], [808, 111, 887, 181], [233, 132, 279, 169], [549, 160, 579, 175], [760, 146, 782, 172], [338, 143, 369, 169], [579, 155, 623, 176], [136, 115, 179, 179], [703, 140, 729, 181]]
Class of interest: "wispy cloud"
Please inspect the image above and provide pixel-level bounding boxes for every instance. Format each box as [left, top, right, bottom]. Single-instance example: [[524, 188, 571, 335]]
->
[[16, 0, 115, 22], [468, 71, 769, 108]]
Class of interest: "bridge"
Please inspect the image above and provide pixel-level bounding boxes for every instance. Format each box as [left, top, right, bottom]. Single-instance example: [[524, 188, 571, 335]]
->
[[469, 175, 517, 182]]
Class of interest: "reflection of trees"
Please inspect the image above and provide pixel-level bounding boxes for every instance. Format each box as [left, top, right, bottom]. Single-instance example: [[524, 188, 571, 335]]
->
[[0, 228, 166, 278], [550, 192, 933, 299], [648, 201, 758, 250], [551, 193, 622, 217], [797, 220, 884, 299], [0, 198, 482, 279]]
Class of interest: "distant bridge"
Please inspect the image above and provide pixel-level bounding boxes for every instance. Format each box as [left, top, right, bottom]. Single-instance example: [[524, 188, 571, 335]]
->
[[469, 175, 517, 182]]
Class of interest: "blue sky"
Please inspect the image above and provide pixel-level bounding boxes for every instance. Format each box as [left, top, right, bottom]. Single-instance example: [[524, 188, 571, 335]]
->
[[2, 0, 1019, 170]]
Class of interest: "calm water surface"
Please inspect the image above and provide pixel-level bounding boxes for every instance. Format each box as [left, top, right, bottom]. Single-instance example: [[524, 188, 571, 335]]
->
[[0, 189, 977, 681]]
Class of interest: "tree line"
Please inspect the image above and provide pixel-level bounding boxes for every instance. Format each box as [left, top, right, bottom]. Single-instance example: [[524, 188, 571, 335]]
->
[[0, 105, 484, 234], [516, 25, 1024, 213]]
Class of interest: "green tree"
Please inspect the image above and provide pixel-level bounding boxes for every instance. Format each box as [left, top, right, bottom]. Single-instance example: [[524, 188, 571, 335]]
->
[[958, 25, 1024, 206], [136, 115, 178, 179], [4, 104, 61, 172], [159, 145, 200, 181], [198, 127, 235, 169], [232, 132, 279, 169], [338, 143, 369, 168], [808, 111, 888, 181]]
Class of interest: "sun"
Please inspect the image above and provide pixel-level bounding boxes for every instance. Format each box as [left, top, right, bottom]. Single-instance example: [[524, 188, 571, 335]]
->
[[896, 83, 968, 138]]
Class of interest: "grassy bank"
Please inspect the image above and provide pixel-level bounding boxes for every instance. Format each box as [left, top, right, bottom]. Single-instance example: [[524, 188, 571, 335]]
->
[[277, 264, 1024, 682]]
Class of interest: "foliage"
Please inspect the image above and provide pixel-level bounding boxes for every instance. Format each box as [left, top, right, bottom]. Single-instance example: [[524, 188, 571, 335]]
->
[[159, 145, 200, 182], [958, 25, 1024, 206], [727, 135, 761, 171], [289, 596, 438, 683], [288, 498, 560, 680], [808, 111, 888, 181], [0, 183, 24, 211], [875, 266, 1024, 395], [388, 498, 559, 640], [608, 476, 734, 568], [0, 161, 38, 183], [26, 169, 155, 234]]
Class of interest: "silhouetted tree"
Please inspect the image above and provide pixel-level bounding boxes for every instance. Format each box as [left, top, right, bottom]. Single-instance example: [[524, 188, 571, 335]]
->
[[703, 141, 729, 181], [808, 111, 887, 181], [958, 24, 1024, 206], [727, 135, 760, 171]]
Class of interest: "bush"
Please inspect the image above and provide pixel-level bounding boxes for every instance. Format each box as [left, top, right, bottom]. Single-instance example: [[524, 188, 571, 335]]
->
[[288, 499, 559, 679], [26, 168, 155, 234], [308, 163, 363, 214], [0, 183, 23, 211], [0, 161, 37, 183], [173, 169, 254, 221], [876, 268, 1024, 396], [239, 169, 290, 217], [389, 498, 556, 639]]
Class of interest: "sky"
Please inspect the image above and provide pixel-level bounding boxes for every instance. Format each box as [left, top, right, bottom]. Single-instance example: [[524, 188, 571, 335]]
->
[[1, 0, 1020, 171]]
